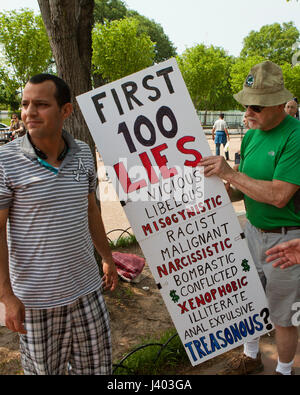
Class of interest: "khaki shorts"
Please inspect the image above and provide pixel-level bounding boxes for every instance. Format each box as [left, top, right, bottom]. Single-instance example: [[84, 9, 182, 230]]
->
[[245, 221, 300, 327]]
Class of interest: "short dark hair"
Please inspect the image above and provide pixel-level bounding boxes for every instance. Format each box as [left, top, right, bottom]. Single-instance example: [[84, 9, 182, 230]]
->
[[219, 113, 225, 119], [28, 73, 71, 107]]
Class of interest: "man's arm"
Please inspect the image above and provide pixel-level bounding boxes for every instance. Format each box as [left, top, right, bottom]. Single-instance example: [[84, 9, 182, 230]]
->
[[88, 192, 118, 291], [0, 208, 26, 334], [225, 127, 230, 141], [199, 156, 299, 208], [212, 127, 215, 141]]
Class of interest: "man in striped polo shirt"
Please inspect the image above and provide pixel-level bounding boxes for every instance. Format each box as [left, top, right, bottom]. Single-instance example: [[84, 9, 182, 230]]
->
[[0, 74, 118, 375]]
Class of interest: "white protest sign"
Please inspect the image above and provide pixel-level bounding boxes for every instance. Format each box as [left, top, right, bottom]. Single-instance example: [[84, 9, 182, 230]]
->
[[77, 58, 272, 366]]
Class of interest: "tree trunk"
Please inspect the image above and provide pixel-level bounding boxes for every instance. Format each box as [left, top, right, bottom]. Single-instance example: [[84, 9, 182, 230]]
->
[[38, 1, 103, 267], [38, 0, 95, 155]]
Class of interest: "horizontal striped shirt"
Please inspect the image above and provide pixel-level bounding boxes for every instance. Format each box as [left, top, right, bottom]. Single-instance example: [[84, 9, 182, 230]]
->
[[0, 130, 101, 309]]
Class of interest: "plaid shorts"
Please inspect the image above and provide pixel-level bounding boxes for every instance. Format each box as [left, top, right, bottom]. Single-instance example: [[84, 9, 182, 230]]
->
[[19, 289, 112, 375]]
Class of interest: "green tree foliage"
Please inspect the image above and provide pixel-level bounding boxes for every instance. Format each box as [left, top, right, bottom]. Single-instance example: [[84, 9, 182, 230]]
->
[[92, 17, 155, 82], [128, 11, 177, 62], [0, 8, 53, 88], [177, 44, 235, 111], [0, 68, 20, 110], [281, 63, 300, 99], [94, 0, 176, 62], [240, 22, 299, 65], [94, 0, 128, 23]]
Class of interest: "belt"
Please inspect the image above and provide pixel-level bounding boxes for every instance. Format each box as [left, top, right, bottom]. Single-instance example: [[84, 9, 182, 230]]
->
[[257, 226, 300, 234]]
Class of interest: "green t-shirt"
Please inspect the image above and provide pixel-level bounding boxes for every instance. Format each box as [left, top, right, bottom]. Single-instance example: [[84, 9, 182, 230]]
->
[[239, 115, 300, 229]]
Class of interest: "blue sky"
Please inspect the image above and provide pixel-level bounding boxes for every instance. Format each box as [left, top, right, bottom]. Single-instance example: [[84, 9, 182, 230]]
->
[[1, 0, 300, 57]]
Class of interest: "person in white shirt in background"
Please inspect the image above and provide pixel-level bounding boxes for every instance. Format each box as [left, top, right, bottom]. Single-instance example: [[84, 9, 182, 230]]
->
[[211, 113, 230, 160]]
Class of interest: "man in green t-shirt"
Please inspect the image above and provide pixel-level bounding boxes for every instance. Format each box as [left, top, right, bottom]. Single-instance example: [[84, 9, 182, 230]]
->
[[200, 61, 300, 375]]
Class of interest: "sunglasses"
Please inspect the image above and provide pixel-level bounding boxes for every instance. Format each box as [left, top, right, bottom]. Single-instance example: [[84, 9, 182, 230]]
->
[[244, 105, 266, 113]]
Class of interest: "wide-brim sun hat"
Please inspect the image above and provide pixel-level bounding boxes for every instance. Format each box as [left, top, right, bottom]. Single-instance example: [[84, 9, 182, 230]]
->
[[233, 61, 293, 107]]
